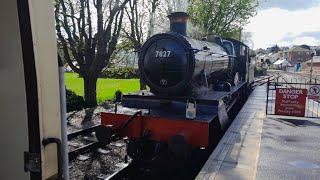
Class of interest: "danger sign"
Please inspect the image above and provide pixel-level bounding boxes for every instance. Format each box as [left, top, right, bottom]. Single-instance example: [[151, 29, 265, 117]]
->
[[275, 88, 307, 117], [307, 85, 320, 100]]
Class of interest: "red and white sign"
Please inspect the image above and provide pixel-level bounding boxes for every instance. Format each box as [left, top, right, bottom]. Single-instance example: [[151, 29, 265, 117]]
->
[[307, 85, 320, 100], [275, 88, 307, 117]]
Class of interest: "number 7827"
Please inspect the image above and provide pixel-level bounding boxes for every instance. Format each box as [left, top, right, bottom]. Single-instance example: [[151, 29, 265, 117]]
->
[[155, 50, 172, 58]]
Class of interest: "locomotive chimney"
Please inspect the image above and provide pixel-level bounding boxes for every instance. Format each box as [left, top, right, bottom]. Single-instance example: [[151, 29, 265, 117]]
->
[[167, 12, 189, 36]]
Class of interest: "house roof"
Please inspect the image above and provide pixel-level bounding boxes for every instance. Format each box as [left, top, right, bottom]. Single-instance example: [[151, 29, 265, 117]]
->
[[269, 52, 282, 58], [273, 59, 291, 65], [306, 56, 320, 64], [285, 46, 311, 52]]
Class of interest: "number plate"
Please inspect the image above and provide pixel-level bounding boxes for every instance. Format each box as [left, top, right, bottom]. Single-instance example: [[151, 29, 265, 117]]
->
[[154, 50, 174, 58]]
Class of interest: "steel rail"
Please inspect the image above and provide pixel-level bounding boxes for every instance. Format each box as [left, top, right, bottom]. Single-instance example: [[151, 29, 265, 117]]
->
[[67, 125, 100, 140], [68, 142, 100, 160], [68, 125, 100, 160]]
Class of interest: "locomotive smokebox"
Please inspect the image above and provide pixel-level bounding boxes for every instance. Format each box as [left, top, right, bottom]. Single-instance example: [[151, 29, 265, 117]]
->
[[139, 12, 231, 96], [168, 12, 189, 36]]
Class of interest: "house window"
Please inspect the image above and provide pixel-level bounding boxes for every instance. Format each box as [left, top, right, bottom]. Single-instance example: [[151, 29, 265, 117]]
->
[[298, 52, 303, 55]]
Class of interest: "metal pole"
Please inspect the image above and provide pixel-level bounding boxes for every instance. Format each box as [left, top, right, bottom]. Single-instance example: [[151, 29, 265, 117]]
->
[[310, 52, 315, 83], [310, 57, 314, 83], [266, 77, 270, 115], [58, 55, 69, 180]]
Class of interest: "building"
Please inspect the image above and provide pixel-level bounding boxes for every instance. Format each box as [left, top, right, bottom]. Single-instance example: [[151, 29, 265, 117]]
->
[[280, 46, 313, 63], [306, 56, 320, 66], [299, 56, 320, 76], [273, 59, 292, 70], [269, 52, 283, 63], [256, 53, 272, 63], [305, 56, 320, 74]]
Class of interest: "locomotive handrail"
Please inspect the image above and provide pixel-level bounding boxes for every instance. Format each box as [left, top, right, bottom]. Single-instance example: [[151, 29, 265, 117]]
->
[[118, 110, 142, 132], [209, 52, 237, 58], [191, 48, 236, 57]]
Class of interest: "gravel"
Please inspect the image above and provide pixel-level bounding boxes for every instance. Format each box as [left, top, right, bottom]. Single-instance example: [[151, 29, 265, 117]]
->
[[69, 141, 129, 180], [67, 102, 129, 179], [67, 102, 114, 134]]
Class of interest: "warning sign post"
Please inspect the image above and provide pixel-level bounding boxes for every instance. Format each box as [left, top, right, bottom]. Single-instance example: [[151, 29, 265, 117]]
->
[[275, 88, 307, 117], [308, 85, 320, 100]]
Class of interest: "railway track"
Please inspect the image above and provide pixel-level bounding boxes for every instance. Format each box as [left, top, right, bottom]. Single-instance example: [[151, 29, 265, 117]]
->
[[105, 162, 133, 180], [68, 125, 100, 160], [68, 125, 130, 179], [274, 71, 320, 83], [253, 75, 275, 88]]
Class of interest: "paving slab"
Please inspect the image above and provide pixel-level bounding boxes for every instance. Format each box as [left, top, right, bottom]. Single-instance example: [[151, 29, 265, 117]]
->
[[256, 116, 320, 180], [197, 82, 320, 180], [196, 85, 266, 180]]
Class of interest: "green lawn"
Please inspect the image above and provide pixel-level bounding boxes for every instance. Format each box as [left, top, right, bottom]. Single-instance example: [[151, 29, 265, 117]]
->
[[65, 73, 140, 103]]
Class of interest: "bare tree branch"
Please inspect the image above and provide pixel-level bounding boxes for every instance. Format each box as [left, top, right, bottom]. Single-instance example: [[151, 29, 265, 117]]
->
[[55, 0, 130, 105]]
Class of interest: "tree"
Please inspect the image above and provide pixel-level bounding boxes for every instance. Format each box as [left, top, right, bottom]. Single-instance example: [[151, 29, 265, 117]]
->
[[270, 45, 280, 53], [121, 0, 162, 49], [165, 0, 188, 13], [187, 0, 258, 39], [300, 44, 311, 50], [55, 0, 130, 105], [120, 0, 160, 89]]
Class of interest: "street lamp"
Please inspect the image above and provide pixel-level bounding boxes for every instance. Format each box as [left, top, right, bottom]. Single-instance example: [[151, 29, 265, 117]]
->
[[310, 51, 316, 83]]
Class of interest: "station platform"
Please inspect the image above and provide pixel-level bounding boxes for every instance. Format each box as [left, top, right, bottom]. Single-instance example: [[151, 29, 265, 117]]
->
[[196, 85, 320, 180]]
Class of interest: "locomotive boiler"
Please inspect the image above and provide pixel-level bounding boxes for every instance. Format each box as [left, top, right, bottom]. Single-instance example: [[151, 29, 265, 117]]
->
[[139, 12, 237, 96]]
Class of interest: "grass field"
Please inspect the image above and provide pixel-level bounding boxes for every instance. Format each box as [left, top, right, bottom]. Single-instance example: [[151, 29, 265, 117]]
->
[[65, 73, 140, 103]]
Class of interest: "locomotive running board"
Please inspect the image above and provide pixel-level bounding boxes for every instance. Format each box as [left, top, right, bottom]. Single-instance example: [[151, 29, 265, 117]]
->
[[121, 82, 246, 110]]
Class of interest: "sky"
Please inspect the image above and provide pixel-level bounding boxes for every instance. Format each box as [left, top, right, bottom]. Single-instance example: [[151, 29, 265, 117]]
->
[[244, 0, 320, 49]]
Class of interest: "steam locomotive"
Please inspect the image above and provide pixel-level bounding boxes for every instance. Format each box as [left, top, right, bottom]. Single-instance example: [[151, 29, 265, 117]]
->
[[96, 12, 254, 168]]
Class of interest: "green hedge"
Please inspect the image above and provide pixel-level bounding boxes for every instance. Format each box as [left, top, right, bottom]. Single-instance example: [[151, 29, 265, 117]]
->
[[66, 88, 88, 112], [100, 67, 139, 79]]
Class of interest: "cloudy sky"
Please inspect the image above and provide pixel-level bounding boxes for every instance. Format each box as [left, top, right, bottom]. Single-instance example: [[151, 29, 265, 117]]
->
[[244, 0, 320, 49]]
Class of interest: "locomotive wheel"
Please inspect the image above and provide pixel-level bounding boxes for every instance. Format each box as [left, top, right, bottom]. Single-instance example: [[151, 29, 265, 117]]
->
[[168, 135, 191, 160]]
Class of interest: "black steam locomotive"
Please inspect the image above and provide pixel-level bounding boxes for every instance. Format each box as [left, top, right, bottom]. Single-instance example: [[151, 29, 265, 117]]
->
[[139, 12, 250, 96], [96, 12, 254, 170]]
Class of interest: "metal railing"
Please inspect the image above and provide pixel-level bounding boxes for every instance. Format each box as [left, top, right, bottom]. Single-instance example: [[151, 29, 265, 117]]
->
[[266, 75, 320, 118]]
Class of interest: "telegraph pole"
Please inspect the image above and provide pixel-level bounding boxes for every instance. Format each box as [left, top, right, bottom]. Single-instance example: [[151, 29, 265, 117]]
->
[[310, 51, 315, 83]]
